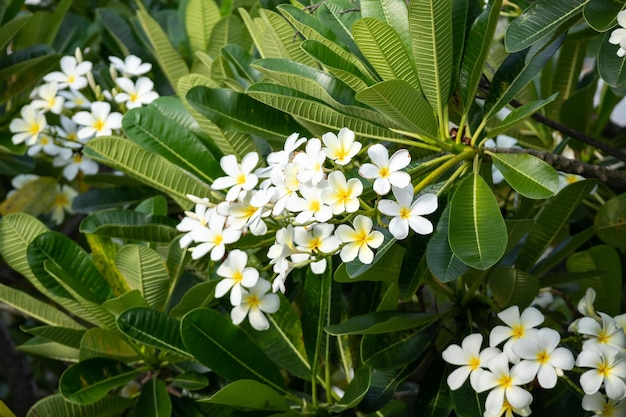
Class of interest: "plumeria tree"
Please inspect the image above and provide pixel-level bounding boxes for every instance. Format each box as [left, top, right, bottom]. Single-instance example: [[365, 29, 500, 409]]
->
[[1, 0, 626, 416]]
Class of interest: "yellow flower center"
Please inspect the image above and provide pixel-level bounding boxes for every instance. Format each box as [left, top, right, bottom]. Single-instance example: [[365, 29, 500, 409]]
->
[[536, 350, 549, 364], [129, 92, 139, 102], [247, 294, 260, 308], [213, 234, 224, 246], [29, 123, 40, 135], [468, 356, 481, 370], [310, 200, 321, 211], [379, 166, 390, 178], [94, 119, 105, 131], [498, 375, 513, 388], [67, 74, 76, 84], [309, 237, 322, 252], [512, 325, 525, 339], [67, 133, 77, 141], [237, 174, 247, 185], [598, 330, 610, 344], [73, 154, 82, 163], [54, 194, 68, 207], [598, 362, 612, 377], [399, 207, 411, 219], [244, 205, 257, 218], [232, 271, 243, 283]]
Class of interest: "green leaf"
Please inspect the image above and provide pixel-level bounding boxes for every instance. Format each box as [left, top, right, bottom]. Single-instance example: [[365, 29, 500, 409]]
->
[[208, 15, 251, 58], [0, 176, 56, 217], [84, 136, 211, 210], [72, 187, 158, 213], [117, 307, 191, 358], [414, 357, 453, 417], [505, 0, 589, 52], [484, 36, 564, 120], [86, 233, 130, 297], [116, 245, 170, 311], [360, 366, 414, 413], [326, 311, 436, 335], [302, 263, 333, 379], [352, 17, 420, 89], [343, 235, 403, 281], [134, 379, 171, 417], [449, 175, 508, 270], [547, 38, 588, 120], [187, 86, 301, 142], [122, 103, 222, 183], [361, 321, 439, 369], [26, 394, 134, 417], [329, 367, 372, 412], [486, 93, 558, 138], [18, 337, 80, 362], [0, 14, 30, 52], [595, 193, 626, 251], [200, 380, 288, 411], [583, 0, 626, 31], [59, 358, 139, 405], [80, 209, 178, 243], [137, 5, 189, 91], [460, 0, 504, 112], [0, 53, 60, 104], [598, 30, 626, 87], [489, 267, 539, 308], [12, 0, 71, 47], [489, 153, 559, 199], [317, 1, 361, 56], [426, 205, 468, 282], [516, 180, 598, 271], [410, 0, 453, 116], [258, 8, 318, 66], [27, 231, 113, 304], [180, 308, 285, 392], [170, 372, 209, 391], [102, 290, 150, 317], [79, 328, 139, 361], [568, 245, 622, 316], [451, 379, 486, 417], [533, 226, 595, 278], [360, 0, 411, 54], [186, 0, 220, 54], [25, 325, 85, 349], [355, 80, 438, 140], [0, 283, 83, 329], [169, 280, 218, 319]]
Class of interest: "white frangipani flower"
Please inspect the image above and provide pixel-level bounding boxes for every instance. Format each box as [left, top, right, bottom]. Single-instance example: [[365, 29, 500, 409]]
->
[[578, 312, 626, 352], [583, 392, 626, 417], [9, 105, 47, 145], [484, 400, 532, 417], [27, 133, 71, 159], [569, 287, 601, 333], [441, 333, 500, 391], [490, 306, 544, 362], [215, 249, 259, 306], [609, 11, 626, 58], [335, 215, 384, 264], [53, 153, 99, 181], [286, 182, 332, 224], [322, 127, 361, 165], [474, 353, 534, 415], [211, 152, 259, 202], [293, 224, 340, 274], [267, 225, 296, 293], [377, 186, 437, 240], [231, 279, 280, 331], [31, 83, 65, 114], [358, 144, 411, 195], [176, 200, 215, 248], [321, 171, 362, 215], [512, 327, 575, 389], [114, 77, 159, 109], [263, 132, 306, 173], [268, 162, 301, 216], [293, 138, 326, 185], [43, 55, 92, 90], [50, 184, 78, 225], [59, 89, 91, 109], [72, 101, 122, 140], [577, 345, 626, 400], [188, 213, 241, 261], [109, 55, 152, 77]]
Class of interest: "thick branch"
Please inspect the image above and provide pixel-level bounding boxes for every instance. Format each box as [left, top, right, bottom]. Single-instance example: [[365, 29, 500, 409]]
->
[[486, 146, 626, 190]]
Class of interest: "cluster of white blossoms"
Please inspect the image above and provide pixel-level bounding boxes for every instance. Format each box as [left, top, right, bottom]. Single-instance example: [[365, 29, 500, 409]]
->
[[177, 128, 438, 330], [443, 289, 626, 417], [8, 49, 158, 181], [609, 10, 626, 58]]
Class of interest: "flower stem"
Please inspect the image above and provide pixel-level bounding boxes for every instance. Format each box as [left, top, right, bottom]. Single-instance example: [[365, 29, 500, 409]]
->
[[413, 147, 476, 195]]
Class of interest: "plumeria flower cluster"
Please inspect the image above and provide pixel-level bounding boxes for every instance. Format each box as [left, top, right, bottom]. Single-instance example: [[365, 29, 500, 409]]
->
[[444, 291, 626, 417], [8, 48, 158, 182], [609, 10, 626, 58], [176, 128, 438, 330]]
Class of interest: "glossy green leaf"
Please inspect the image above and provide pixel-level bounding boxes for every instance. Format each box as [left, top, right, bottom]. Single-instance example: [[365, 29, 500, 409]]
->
[[599, 30, 626, 87], [449, 175, 508, 270], [534, 226, 595, 278], [361, 0, 411, 54], [258, 8, 318, 66], [0, 14, 30, 52], [484, 36, 563, 120], [516, 180, 598, 270], [180, 308, 285, 392], [25, 326, 85, 349], [353, 17, 419, 89], [568, 245, 622, 316], [252, 293, 311, 380], [18, 337, 80, 362], [59, 358, 139, 405], [414, 357, 453, 417], [426, 205, 468, 282], [84, 136, 211, 209], [302, 262, 332, 380], [326, 311, 435, 335], [102, 290, 150, 317], [547, 39, 588, 120], [86, 233, 130, 298], [505, 0, 589, 52], [0, 283, 83, 329], [72, 187, 158, 213], [186, 0, 220, 54], [490, 267, 539, 308], [137, 5, 189, 91], [116, 245, 170, 311], [187, 86, 301, 142], [360, 366, 414, 413], [451, 379, 486, 417], [317, 1, 361, 52], [79, 328, 139, 361], [200, 380, 288, 411], [80, 209, 178, 243], [170, 372, 209, 391], [134, 379, 171, 417], [26, 394, 134, 417], [122, 102, 222, 183], [583, 0, 626, 31], [595, 193, 626, 250], [208, 15, 251, 57], [12, 0, 71, 47], [169, 280, 218, 319], [27, 231, 113, 304], [460, 0, 504, 111], [489, 153, 559, 199], [486, 93, 558, 138], [117, 307, 191, 359], [330, 367, 372, 412], [361, 321, 439, 369], [356, 80, 438, 140], [0, 53, 60, 104], [410, 0, 453, 115], [221, 44, 263, 84]]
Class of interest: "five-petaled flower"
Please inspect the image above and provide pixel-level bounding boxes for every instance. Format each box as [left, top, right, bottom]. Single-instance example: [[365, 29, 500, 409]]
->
[[335, 215, 384, 264], [377, 186, 437, 240], [358, 144, 411, 195], [442, 333, 500, 391]]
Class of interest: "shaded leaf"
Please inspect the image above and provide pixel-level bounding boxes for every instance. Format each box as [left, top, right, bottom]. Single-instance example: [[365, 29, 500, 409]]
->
[[326, 311, 435, 335], [200, 380, 288, 411]]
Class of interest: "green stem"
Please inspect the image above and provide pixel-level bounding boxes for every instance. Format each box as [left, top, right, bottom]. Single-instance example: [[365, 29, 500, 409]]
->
[[382, 136, 443, 152], [470, 119, 487, 147], [560, 374, 584, 398], [460, 269, 490, 306], [413, 148, 476, 194], [436, 162, 470, 197]]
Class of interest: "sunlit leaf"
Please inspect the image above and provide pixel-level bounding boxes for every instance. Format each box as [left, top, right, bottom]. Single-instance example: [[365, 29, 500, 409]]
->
[[489, 153, 559, 199]]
